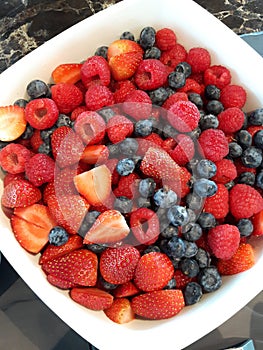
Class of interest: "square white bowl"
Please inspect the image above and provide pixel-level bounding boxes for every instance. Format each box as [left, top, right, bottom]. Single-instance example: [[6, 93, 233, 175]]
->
[[0, 0, 263, 349]]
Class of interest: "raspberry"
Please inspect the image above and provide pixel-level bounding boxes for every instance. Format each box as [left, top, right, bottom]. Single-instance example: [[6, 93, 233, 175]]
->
[[177, 78, 203, 94], [217, 107, 245, 134], [160, 43, 187, 69], [113, 80, 136, 103], [134, 59, 168, 90], [169, 134, 195, 166], [123, 90, 152, 120], [30, 129, 43, 152], [74, 111, 106, 145], [155, 28, 177, 51], [198, 129, 229, 162], [137, 132, 163, 155], [85, 85, 115, 111], [234, 158, 257, 176], [0, 143, 32, 174], [51, 83, 83, 114], [220, 84, 247, 109], [162, 92, 188, 109], [207, 224, 240, 260], [25, 153, 55, 187], [186, 47, 211, 74], [25, 98, 59, 130], [203, 65, 231, 89], [212, 159, 237, 184], [80, 55, 111, 88], [70, 105, 88, 121], [113, 173, 140, 199], [167, 100, 200, 132], [203, 183, 229, 219], [106, 114, 134, 144], [229, 184, 263, 219], [165, 166, 191, 198]]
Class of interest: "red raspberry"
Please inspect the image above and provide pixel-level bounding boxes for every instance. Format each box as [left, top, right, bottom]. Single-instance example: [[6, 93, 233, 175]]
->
[[229, 184, 263, 219], [155, 28, 177, 51], [25, 153, 55, 187], [123, 90, 152, 120], [220, 84, 247, 109], [198, 129, 229, 162], [74, 111, 106, 145], [134, 59, 168, 90], [169, 134, 195, 166], [207, 224, 240, 260], [80, 55, 111, 88], [167, 100, 200, 132], [217, 107, 245, 134], [0, 143, 32, 174], [160, 43, 187, 69], [247, 125, 263, 138], [162, 92, 188, 109], [113, 173, 140, 199], [186, 47, 211, 74], [25, 98, 59, 130], [137, 132, 163, 155], [177, 78, 203, 94], [212, 159, 237, 184], [70, 105, 88, 121], [85, 85, 114, 111], [130, 208, 160, 245], [203, 65, 231, 89], [203, 183, 229, 219], [51, 83, 83, 114], [234, 158, 256, 176], [30, 129, 43, 152], [113, 80, 136, 103], [106, 114, 134, 144], [165, 166, 191, 198]]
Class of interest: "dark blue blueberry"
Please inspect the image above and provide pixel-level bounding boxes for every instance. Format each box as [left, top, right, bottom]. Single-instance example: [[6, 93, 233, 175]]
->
[[132, 155, 143, 172], [188, 93, 203, 109], [0, 141, 9, 151], [237, 218, 254, 237], [241, 146, 262, 168], [94, 46, 108, 59], [195, 248, 211, 268], [38, 142, 52, 155], [120, 31, 135, 40], [196, 159, 217, 179], [98, 276, 118, 290], [144, 46, 161, 59], [56, 114, 72, 127], [198, 266, 222, 292], [98, 107, 115, 123], [183, 282, 203, 305], [138, 178, 156, 197], [148, 87, 168, 106], [197, 212, 216, 229], [256, 170, 263, 189], [134, 119, 153, 137], [21, 124, 34, 140], [238, 172, 255, 186], [162, 123, 178, 139], [48, 226, 69, 246], [78, 210, 101, 238], [40, 125, 57, 143], [137, 196, 152, 208], [119, 138, 138, 156], [186, 158, 199, 173], [139, 26, 156, 50], [85, 243, 107, 254], [206, 100, 224, 115], [228, 142, 243, 158], [189, 127, 202, 139], [107, 143, 120, 158], [254, 130, 263, 149], [167, 205, 188, 226], [180, 258, 200, 278], [186, 192, 203, 210], [236, 130, 252, 149], [160, 224, 179, 239], [168, 71, 186, 89], [183, 240, 198, 258], [165, 236, 186, 259], [204, 85, 220, 100], [142, 245, 161, 255], [199, 114, 219, 131], [164, 278, 176, 290], [14, 98, 28, 107], [26, 79, 50, 99], [153, 188, 177, 209], [116, 158, 135, 176], [114, 196, 133, 214], [182, 222, 202, 241], [248, 108, 263, 126], [193, 178, 217, 198], [224, 180, 235, 190], [175, 62, 192, 78]]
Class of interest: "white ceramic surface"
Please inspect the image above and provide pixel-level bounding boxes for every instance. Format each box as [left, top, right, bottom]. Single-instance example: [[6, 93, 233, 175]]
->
[[0, 0, 263, 349]]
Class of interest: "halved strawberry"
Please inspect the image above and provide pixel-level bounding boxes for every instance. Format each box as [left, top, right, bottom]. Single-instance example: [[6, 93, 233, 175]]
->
[[51, 63, 82, 84], [113, 281, 140, 298], [251, 209, 263, 236], [103, 297, 135, 324], [0, 105, 27, 141], [11, 203, 57, 254], [83, 209, 130, 244], [80, 145, 109, 164], [107, 39, 143, 60], [73, 164, 112, 206], [70, 287, 113, 310], [109, 51, 143, 81]]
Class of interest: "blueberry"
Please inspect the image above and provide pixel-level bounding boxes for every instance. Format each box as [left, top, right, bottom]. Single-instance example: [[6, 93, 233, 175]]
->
[[186, 192, 203, 210], [142, 245, 161, 255], [188, 127, 202, 139], [167, 205, 188, 226], [40, 125, 57, 144], [48, 226, 69, 246], [14, 98, 28, 107], [238, 172, 255, 186], [175, 62, 192, 78], [116, 158, 135, 176], [85, 243, 107, 254], [193, 178, 217, 197], [196, 159, 217, 179], [241, 146, 262, 168], [164, 278, 177, 290], [120, 31, 135, 40], [153, 188, 177, 209], [165, 236, 186, 259], [144, 46, 161, 59], [26, 79, 50, 99], [94, 46, 108, 59], [197, 212, 216, 229], [21, 124, 34, 140], [248, 108, 263, 126], [195, 248, 211, 268], [38, 142, 52, 155], [56, 113, 72, 127], [186, 208, 197, 224], [148, 87, 168, 106], [107, 143, 120, 158], [139, 26, 156, 50], [236, 130, 252, 149], [138, 178, 156, 197], [237, 218, 253, 237], [188, 93, 203, 109], [78, 210, 101, 237], [199, 114, 219, 130], [254, 130, 263, 149], [137, 196, 152, 208], [206, 100, 224, 115], [204, 85, 220, 100], [182, 222, 202, 241], [119, 138, 138, 156], [183, 281, 203, 305], [98, 276, 118, 290], [183, 240, 198, 258], [160, 224, 179, 238], [180, 258, 200, 278], [228, 142, 243, 158], [256, 170, 263, 189], [134, 119, 153, 136], [168, 71, 186, 89], [98, 107, 115, 122], [114, 196, 133, 214], [162, 123, 178, 139], [198, 266, 222, 292]]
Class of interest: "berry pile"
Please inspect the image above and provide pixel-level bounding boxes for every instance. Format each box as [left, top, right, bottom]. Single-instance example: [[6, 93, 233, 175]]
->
[[0, 26, 263, 324]]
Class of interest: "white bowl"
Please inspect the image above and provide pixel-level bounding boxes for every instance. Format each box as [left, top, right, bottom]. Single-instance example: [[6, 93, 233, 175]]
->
[[0, 0, 263, 349]]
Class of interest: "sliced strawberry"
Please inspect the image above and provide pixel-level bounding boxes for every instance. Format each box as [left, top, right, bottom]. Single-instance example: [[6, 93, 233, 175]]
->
[[80, 145, 109, 165], [83, 209, 130, 244], [130, 208, 160, 245], [113, 281, 140, 298], [0, 105, 27, 141], [51, 63, 82, 84], [70, 287, 113, 311], [42, 249, 98, 286], [104, 297, 135, 324], [73, 164, 112, 206], [109, 51, 143, 81], [47, 274, 77, 290], [11, 203, 57, 254], [251, 209, 263, 236], [107, 39, 143, 60], [131, 289, 185, 320]]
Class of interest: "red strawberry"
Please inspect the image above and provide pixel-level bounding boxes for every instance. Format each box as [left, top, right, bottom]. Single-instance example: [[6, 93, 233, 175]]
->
[[137, 132, 163, 155], [83, 209, 130, 245], [42, 249, 98, 286], [251, 209, 263, 236], [109, 51, 143, 81], [104, 158, 119, 185], [51, 83, 83, 114], [106, 114, 134, 144], [217, 243, 255, 275], [51, 63, 82, 84], [131, 289, 185, 320], [113, 281, 140, 298], [81, 55, 111, 88], [25, 98, 59, 130], [168, 134, 195, 166], [3, 173, 25, 187], [80, 144, 109, 164], [203, 183, 229, 219], [0, 143, 32, 174], [2, 179, 41, 208], [99, 245, 140, 284], [0, 105, 27, 141], [165, 166, 191, 198], [47, 274, 77, 290], [11, 203, 56, 253], [130, 208, 160, 245], [70, 287, 113, 310], [134, 252, 174, 292], [74, 111, 106, 145], [107, 39, 143, 60], [103, 297, 135, 324]]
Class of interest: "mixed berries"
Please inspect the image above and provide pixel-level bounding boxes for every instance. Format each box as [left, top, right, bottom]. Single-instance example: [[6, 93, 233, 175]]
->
[[0, 25, 263, 324]]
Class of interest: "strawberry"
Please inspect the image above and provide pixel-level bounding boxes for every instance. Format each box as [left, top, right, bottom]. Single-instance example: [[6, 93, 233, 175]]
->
[[131, 289, 185, 320], [70, 287, 113, 310], [99, 245, 140, 284], [47, 274, 77, 289], [107, 39, 143, 60], [2, 179, 42, 208], [113, 281, 140, 298], [3, 173, 25, 187], [174, 269, 196, 289], [51, 83, 83, 114], [80, 145, 109, 164], [11, 203, 56, 254], [83, 209, 130, 244], [51, 63, 82, 84], [109, 51, 143, 81], [103, 297, 135, 324], [130, 208, 160, 245], [251, 209, 263, 236], [134, 252, 174, 292], [217, 243, 255, 275], [42, 249, 98, 286], [0, 105, 27, 141]]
